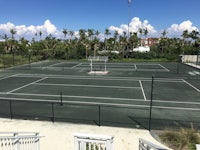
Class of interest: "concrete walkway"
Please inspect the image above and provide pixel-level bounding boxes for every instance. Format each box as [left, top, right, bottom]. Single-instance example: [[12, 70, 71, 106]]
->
[[0, 118, 170, 150]]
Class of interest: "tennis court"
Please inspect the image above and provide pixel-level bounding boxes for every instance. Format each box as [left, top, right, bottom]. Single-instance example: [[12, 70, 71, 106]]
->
[[0, 60, 199, 130]]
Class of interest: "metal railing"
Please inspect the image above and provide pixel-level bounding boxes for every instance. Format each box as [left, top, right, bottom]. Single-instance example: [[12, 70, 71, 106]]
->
[[139, 138, 168, 150], [74, 133, 114, 150], [0, 132, 43, 150]]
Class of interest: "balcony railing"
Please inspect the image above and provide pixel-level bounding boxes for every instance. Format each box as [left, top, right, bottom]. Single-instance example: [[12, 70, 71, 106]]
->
[[139, 138, 168, 150], [0, 132, 43, 150], [74, 133, 114, 150]]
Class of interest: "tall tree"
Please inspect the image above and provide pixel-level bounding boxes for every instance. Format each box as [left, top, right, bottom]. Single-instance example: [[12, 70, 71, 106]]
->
[[113, 30, 119, 50], [161, 29, 168, 38], [139, 28, 143, 46], [10, 28, 17, 40], [69, 30, 74, 43], [104, 28, 111, 50], [143, 28, 148, 39], [39, 31, 43, 41], [62, 29, 68, 40], [190, 30, 199, 42], [181, 30, 189, 47]]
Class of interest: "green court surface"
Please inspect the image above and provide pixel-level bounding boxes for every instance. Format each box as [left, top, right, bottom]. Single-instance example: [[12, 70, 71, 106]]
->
[[0, 60, 199, 130]]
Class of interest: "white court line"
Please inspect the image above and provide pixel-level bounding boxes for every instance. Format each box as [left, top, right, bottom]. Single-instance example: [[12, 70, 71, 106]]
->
[[153, 99, 200, 105], [139, 80, 147, 101], [7, 92, 144, 102], [15, 73, 185, 83], [0, 74, 18, 81], [47, 62, 66, 67], [16, 74, 146, 81], [0, 96, 149, 108], [153, 106, 200, 111], [71, 63, 83, 68], [134, 64, 137, 70], [182, 79, 200, 92], [1, 95, 200, 110], [158, 64, 170, 72], [7, 77, 48, 94], [34, 82, 141, 89]]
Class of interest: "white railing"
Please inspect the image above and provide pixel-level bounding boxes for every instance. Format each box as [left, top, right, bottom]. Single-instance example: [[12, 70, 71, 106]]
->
[[0, 132, 43, 150], [74, 133, 114, 150], [139, 138, 168, 150], [181, 55, 197, 63]]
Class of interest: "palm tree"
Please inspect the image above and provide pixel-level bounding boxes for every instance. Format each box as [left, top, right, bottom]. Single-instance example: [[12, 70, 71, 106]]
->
[[161, 29, 167, 38], [62, 29, 68, 40], [69, 30, 74, 43], [139, 28, 143, 46], [34, 32, 38, 41], [143, 28, 148, 46], [39, 31, 43, 41], [87, 29, 94, 41], [104, 28, 111, 50], [181, 30, 189, 47], [113, 30, 119, 50], [79, 29, 89, 59], [190, 30, 199, 42], [159, 30, 168, 55], [93, 30, 100, 57], [10, 28, 17, 40]]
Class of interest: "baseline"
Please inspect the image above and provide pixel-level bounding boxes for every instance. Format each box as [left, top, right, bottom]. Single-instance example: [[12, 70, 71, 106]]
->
[[5, 92, 145, 102], [34, 82, 141, 89]]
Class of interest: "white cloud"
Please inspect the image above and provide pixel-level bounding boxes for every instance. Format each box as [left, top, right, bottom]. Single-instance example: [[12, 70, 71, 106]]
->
[[167, 20, 199, 37], [0, 18, 199, 40], [0, 19, 60, 40], [109, 17, 157, 37]]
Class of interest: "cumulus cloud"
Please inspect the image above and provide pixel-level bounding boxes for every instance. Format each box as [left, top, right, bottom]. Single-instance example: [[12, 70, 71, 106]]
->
[[109, 17, 157, 36], [0, 18, 199, 40], [167, 20, 199, 37], [0, 19, 60, 40]]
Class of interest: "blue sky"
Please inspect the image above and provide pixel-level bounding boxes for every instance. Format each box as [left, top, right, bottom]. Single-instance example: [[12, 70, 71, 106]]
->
[[0, 0, 200, 39]]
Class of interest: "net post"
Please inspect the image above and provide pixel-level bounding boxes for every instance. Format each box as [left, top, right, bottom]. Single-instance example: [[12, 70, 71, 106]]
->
[[148, 75, 154, 131]]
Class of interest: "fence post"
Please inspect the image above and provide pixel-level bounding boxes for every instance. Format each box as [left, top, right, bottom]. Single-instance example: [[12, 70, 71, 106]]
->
[[13, 133, 20, 150], [9, 100, 13, 119], [148, 75, 154, 131], [51, 103, 55, 123], [98, 105, 101, 126], [177, 55, 182, 74], [35, 133, 40, 150], [60, 91, 63, 106]]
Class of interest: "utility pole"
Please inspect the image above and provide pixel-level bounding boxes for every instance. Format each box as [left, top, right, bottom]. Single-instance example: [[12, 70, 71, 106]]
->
[[127, 0, 132, 57]]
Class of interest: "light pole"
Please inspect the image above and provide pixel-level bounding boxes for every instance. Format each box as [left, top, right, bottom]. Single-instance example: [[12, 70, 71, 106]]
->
[[127, 0, 132, 57], [128, 0, 131, 36]]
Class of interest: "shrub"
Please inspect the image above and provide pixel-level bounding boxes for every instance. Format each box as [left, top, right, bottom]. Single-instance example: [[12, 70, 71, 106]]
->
[[160, 126, 200, 150]]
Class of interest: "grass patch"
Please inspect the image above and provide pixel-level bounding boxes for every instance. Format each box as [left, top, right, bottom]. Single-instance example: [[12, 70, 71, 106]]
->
[[159, 126, 200, 150], [0, 54, 42, 69]]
